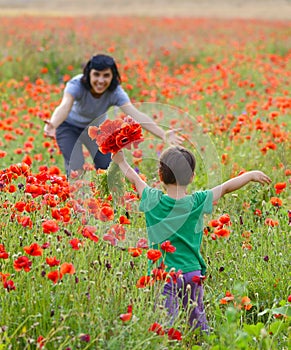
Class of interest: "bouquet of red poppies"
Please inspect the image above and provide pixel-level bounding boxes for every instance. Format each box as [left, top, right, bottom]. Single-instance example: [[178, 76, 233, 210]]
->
[[88, 116, 144, 154]]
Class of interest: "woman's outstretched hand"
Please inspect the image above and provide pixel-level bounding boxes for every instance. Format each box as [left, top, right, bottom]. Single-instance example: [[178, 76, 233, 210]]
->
[[44, 120, 56, 139], [164, 128, 184, 145]]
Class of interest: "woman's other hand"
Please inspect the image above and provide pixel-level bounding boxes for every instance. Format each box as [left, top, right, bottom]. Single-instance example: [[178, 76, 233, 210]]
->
[[44, 121, 56, 139]]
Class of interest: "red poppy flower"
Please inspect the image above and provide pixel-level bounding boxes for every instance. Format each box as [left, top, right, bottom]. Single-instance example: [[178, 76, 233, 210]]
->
[[136, 238, 148, 249], [41, 242, 50, 249], [107, 224, 126, 241], [220, 291, 234, 304], [51, 208, 62, 221], [24, 201, 40, 213], [0, 150, 7, 158], [14, 201, 26, 212], [119, 304, 132, 322], [0, 272, 10, 286], [23, 243, 43, 256], [60, 262, 75, 277], [265, 218, 279, 227], [103, 233, 117, 246], [19, 161, 31, 174], [46, 256, 60, 267], [274, 182, 286, 194], [166, 270, 182, 284], [98, 203, 114, 221], [69, 238, 83, 250], [37, 335, 45, 349], [47, 270, 60, 284], [7, 184, 17, 193], [214, 228, 231, 238], [22, 154, 32, 166], [18, 215, 33, 229], [208, 219, 222, 228], [89, 119, 122, 143], [115, 122, 143, 150], [42, 194, 58, 208], [25, 184, 46, 198], [254, 208, 262, 216], [128, 247, 143, 257], [132, 149, 143, 158], [88, 117, 143, 154], [119, 215, 131, 224], [219, 213, 231, 225], [167, 328, 182, 341], [192, 275, 206, 285], [148, 322, 165, 336], [0, 244, 9, 259], [42, 220, 59, 233], [9, 163, 22, 176], [59, 206, 71, 222], [100, 134, 119, 154], [147, 249, 162, 262], [81, 225, 99, 242], [270, 197, 283, 207], [0, 251, 9, 259], [3, 279, 16, 292], [160, 241, 176, 253], [152, 267, 168, 281], [136, 275, 154, 288], [13, 256, 32, 272], [239, 296, 252, 310]]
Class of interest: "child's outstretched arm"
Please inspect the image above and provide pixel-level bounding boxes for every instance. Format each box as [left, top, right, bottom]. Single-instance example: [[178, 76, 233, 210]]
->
[[211, 170, 271, 202], [112, 150, 148, 198]]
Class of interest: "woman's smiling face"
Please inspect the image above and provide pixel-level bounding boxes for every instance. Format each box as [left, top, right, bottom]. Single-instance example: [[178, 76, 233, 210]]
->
[[89, 68, 113, 96]]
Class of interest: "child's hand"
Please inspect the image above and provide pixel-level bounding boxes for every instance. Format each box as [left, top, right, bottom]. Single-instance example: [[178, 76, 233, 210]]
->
[[111, 150, 125, 164], [251, 171, 272, 185]]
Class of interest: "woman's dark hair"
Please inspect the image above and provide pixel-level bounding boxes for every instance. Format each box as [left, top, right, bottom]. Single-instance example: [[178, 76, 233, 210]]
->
[[81, 54, 121, 91], [159, 146, 196, 186]]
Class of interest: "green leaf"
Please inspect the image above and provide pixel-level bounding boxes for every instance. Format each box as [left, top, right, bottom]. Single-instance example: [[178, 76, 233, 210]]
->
[[243, 322, 264, 338], [226, 307, 238, 323], [269, 320, 289, 335]]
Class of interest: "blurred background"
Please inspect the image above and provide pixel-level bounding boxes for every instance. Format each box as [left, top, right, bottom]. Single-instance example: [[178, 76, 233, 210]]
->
[[0, 0, 291, 19]]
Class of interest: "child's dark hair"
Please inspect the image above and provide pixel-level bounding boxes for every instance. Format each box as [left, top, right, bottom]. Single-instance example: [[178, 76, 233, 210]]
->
[[159, 146, 196, 186], [81, 54, 121, 91]]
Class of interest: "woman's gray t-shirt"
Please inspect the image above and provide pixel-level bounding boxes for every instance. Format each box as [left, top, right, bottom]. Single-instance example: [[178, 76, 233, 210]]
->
[[64, 74, 130, 128]]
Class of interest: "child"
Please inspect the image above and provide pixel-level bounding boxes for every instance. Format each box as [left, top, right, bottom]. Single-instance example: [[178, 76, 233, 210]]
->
[[112, 146, 271, 331]]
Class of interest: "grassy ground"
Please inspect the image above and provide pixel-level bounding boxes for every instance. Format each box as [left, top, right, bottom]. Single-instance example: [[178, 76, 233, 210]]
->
[[0, 0, 291, 19]]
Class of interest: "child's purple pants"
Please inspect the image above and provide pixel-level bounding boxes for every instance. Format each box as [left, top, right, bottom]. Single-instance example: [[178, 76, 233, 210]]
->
[[162, 270, 209, 331]]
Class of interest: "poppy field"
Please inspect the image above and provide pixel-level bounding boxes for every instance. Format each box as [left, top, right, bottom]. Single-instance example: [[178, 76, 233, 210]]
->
[[0, 15, 291, 349]]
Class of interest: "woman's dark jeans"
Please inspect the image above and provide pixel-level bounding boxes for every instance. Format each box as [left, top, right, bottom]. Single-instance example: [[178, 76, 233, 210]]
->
[[56, 121, 111, 176]]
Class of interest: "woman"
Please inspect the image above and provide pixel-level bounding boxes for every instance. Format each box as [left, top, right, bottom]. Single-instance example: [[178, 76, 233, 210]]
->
[[44, 54, 182, 177]]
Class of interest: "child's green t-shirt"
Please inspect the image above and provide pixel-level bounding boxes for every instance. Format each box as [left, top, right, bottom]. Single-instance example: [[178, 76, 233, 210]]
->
[[139, 186, 213, 275]]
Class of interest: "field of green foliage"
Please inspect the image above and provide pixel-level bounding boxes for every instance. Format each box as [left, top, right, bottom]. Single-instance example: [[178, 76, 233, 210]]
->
[[0, 15, 290, 349]]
